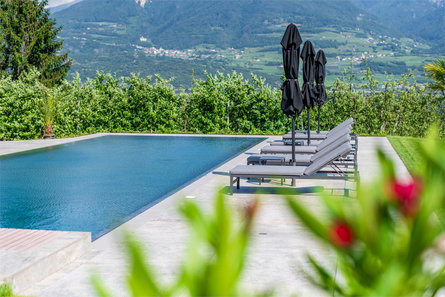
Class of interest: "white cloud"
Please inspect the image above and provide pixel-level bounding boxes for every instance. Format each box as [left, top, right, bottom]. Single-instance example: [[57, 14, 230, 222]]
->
[[47, 0, 80, 8]]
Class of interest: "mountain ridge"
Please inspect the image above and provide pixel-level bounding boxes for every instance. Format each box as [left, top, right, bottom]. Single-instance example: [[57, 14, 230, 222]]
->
[[53, 0, 439, 87]]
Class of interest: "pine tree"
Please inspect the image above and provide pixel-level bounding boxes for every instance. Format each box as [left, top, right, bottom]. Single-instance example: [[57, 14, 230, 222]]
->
[[0, 0, 71, 85]]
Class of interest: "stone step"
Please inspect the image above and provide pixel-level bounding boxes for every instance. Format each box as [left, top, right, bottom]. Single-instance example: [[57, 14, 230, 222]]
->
[[0, 228, 91, 293]]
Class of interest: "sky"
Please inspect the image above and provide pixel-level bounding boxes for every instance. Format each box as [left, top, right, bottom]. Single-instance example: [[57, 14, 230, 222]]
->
[[47, 0, 80, 8]]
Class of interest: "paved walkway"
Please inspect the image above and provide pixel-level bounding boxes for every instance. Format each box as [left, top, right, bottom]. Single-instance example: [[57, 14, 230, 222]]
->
[[0, 135, 409, 296]]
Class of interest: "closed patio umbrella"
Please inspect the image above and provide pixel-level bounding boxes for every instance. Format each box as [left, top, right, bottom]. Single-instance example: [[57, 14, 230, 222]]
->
[[315, 50, 327, 133], [281, 23, 304, 165], [301, 40, 317, 144]]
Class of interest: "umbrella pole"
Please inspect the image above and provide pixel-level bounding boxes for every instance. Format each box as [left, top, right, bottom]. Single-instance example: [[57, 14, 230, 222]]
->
[[292, 115, 296, 165], [307, 108, 311, 145], [292, 115, 296, 186], [318, 104, 321, 133]]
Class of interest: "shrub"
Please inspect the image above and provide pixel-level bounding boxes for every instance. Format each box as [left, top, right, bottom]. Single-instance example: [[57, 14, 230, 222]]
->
[[0, 67, 443, 140]]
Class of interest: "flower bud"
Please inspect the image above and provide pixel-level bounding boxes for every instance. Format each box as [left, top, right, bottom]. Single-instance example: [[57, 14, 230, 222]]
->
[[329, 221, 354, 247], [389, 177, 422, 217]]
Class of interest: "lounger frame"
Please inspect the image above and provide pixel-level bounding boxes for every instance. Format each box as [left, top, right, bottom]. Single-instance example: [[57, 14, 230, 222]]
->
[[229, 169, 358, 195]]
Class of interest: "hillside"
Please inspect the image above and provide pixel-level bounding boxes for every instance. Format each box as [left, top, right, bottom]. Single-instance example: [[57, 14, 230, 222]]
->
[[351, 0, 445, 48], [53, 0, 438, 87]]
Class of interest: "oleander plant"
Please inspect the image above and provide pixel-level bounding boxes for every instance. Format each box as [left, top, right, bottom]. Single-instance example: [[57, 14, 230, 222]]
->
[[286, 128, 445, 296]]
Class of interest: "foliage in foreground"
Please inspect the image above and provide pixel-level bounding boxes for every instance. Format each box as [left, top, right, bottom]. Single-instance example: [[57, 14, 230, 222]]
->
[[0, 284, 12, 297], [0, 284, 21, 297], [287, 129, 445, 296], [92, 191, 267, 297]]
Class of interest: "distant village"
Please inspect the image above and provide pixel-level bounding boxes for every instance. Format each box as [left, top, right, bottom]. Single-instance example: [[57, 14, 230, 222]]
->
[[131, 33, 425, 68]]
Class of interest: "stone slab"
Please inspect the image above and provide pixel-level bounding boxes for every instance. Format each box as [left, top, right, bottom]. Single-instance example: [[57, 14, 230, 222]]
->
[[0, 228, 91, 293]]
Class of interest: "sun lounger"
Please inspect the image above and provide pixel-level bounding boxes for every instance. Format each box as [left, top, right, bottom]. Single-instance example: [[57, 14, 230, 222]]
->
[[274, 131, 356, 147], [249, 133, 354, 166], [262, 129, 351, 154], [283, 118, 353, 140], [230, 142, 355, 194]]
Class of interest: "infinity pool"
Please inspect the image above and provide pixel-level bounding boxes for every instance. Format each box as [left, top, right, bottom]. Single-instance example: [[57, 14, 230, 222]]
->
[[0, 135, 264, 239]]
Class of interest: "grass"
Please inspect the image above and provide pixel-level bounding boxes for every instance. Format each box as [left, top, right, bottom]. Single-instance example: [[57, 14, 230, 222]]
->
[[387, 136, 423, 174], [0, 284, 14, 297]]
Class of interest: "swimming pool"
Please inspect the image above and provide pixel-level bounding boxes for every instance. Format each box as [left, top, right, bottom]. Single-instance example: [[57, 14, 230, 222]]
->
[[0, 135, 264, 239]]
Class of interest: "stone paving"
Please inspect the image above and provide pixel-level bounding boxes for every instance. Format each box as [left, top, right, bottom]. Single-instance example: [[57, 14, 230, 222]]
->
[[0, 229, 90, 293], [0, 134, 409, 296]]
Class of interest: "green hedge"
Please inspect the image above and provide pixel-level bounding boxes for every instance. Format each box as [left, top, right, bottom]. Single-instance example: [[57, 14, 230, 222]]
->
[[0, 67, 443, 140]]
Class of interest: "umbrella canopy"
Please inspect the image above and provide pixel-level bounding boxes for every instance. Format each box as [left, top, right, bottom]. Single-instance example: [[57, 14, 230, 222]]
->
[[315, 50, 327, 133], [315, 50, 327, 106], [281, 23, 304, 117], [280, 23, 303, 165], [300, 40, 317, 143]]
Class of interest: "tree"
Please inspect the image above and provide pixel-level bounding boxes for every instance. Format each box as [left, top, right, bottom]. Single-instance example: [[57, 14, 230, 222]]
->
[[424, 57, 445, 96], [0, 0, 71, 86]]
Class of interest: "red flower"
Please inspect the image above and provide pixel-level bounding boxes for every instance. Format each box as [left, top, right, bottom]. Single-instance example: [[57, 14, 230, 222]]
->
[[329, 221, 354, 247], [389, 177, 422, 217]]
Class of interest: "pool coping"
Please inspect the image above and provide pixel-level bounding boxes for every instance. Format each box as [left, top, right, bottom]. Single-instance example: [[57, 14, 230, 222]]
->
[[0, 132, 272, 157]]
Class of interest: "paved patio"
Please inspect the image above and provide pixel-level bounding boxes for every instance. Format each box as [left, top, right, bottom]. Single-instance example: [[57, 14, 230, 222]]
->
[[0, 134, 409, 296]]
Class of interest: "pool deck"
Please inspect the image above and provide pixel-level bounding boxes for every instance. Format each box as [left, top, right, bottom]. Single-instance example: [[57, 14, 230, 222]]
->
[[0, 133, 409, 296]]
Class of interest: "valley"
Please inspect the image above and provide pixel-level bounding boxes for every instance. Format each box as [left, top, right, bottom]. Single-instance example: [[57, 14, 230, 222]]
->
[[53, 0, 443, 88]]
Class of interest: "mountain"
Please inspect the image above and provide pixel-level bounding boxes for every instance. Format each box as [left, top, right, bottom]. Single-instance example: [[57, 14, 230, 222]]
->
[[55, 0, 392, 49], [351, 0, 445, 48], [53, 0, 438, 87]]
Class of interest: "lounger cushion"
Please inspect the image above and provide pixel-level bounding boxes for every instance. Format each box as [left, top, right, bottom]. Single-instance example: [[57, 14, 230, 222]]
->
[[258, 134, 350, 165], [261, 145, 317, 154], [283, 124, 351, 140], [283, 118, 353, 139], [263, 128, 351, 154], [230, 164, 306, 177], [310, 134, 351, 162], [329, 118, 353, 135], [316, 128, 351, 151], [270, 140, 304, 146], [286, 130, 329, 135], [283, 132, 330, 140], [248, 154, 311, 164], [304, 142, 352, 175]]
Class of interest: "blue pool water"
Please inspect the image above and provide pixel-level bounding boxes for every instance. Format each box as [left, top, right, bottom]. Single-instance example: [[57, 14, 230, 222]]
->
[[0, 135, 264, 239]]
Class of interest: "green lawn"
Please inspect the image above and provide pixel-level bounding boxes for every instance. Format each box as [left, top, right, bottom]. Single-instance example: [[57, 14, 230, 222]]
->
[[387, 136, 423, 174]]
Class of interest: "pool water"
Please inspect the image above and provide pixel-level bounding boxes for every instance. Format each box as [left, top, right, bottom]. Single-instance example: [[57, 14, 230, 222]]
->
[[0, 135, 264, 239]]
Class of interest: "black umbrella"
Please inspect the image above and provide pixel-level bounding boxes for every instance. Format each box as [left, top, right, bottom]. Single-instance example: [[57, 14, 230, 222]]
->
[[300, 40, 317, 144], [315, 50, 327, 133], [281, 23, 304, 165]]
